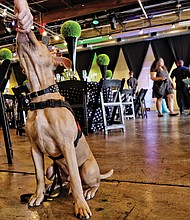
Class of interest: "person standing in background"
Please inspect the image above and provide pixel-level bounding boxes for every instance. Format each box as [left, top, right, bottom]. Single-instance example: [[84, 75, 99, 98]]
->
[[150, 57, 178, 117], [170, 60, 190, 115], [14, 0, 33, 33], [127, 70, 138, 97]]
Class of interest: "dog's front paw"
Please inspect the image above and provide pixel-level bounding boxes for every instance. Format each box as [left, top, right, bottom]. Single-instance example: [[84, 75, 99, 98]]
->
[[74, 199, 92, 219], [84, 186, 99, 201], [28, 193, 44, 207]]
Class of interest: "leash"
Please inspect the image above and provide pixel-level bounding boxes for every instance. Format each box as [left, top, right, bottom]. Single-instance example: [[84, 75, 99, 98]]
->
[[46, 162, 63, 198], [20, 161, 64, 204]]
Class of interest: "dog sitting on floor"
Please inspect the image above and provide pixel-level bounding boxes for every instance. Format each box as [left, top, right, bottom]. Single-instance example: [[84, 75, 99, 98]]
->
[[16, 30, 113, 219]]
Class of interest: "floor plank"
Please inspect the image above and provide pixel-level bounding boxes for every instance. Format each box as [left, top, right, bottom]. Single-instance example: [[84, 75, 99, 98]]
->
[[0, 111, 190, 219]]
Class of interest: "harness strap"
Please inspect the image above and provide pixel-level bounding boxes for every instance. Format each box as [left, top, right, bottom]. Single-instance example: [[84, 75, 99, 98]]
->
[[27, 84, 59, 100], [74, 122, 82, 147], [30, 99, 72, 111], [49, 154, 64, 161]]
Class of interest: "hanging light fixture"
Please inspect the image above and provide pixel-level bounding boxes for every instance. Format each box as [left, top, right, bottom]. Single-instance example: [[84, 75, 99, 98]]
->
[[139, 29, 144, 34], [42, 31, 47, 36], [3, 18, 15, 34], [110, 16, 116, 30], [108, 11, 117, 30], [54, 35, 60, 41], [2, 9, 7, 17], [92, 15, 99, 25]]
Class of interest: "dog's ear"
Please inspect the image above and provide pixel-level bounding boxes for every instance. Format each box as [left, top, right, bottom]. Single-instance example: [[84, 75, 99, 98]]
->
[[53, 57, 72, 69]]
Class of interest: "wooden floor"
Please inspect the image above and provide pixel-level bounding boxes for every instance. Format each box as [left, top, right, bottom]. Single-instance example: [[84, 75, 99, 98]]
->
[[0, 111, 190, 219]]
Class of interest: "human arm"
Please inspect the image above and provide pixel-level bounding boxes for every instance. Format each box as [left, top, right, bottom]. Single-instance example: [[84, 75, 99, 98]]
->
[[170, 70, 177, 89], [134, 79, 138, 94], [185, 66, 190, 78], [126, 79, 131, 89], [14, 0, 33, 33], [169, 75, 176, 89], [150, 71, 166, 81]]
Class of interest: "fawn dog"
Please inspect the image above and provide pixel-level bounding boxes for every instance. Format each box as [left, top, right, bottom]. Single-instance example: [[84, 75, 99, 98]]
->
[[16, 31, 113, 219]]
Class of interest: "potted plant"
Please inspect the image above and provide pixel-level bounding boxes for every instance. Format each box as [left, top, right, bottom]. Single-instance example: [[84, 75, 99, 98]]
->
[[0, 48, 12, 60], [96, 54, 110, 79], [60, 20, 81, 75], [106, 70, 112, 79]]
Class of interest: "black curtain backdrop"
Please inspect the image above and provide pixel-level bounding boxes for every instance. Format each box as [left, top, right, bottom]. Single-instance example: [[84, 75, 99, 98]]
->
[[122, 41, 149, 79], [151, 38, 175, 72], [168, 34, 190, 66], [12, 62, 26, 85], [10, 34, 190, 85], [95, 45, 121, 74], [76, 50, 95, 79]]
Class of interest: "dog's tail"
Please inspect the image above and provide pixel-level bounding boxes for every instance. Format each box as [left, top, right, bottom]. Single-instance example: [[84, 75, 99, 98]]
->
[[100, 169, 114, 179]]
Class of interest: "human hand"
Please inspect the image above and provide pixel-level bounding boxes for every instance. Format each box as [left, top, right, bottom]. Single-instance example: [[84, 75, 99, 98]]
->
[[14, 0, 33, 33], [172, 83, 176, 90], [160, 76, 166, 81]]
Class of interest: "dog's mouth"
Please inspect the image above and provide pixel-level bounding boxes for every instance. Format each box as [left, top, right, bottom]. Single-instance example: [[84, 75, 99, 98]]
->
[[17, 32, 30, 44], [16, 31, 40, 77], [17, 31, 38, 49]]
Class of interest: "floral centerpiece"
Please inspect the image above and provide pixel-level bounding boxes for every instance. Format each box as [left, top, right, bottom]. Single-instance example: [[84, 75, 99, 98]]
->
[[0, 48, 12, 60], [106, 70, 112, 79], [96, 54, 110, 79], [60, 20, 81, 75]]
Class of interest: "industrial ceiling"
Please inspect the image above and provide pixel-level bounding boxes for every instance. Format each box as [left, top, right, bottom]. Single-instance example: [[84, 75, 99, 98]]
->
[[0, 0, 190, 51]]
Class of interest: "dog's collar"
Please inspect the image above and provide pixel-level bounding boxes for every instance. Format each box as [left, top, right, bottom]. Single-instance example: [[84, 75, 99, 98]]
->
[[27, 84, 59, 100]]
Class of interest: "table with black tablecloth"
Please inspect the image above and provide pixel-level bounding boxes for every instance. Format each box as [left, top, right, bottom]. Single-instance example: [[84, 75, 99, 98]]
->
[[58, 80, 113, 133], [87, 82, 113, 132]]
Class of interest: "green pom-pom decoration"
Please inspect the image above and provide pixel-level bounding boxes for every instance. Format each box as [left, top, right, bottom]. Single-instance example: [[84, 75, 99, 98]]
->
[[0, 48, 12, 60], [23, 80, 29, 86], [60, 20, 81, 38], [96, 54, 110, 66], [106, 70, 112, 78]]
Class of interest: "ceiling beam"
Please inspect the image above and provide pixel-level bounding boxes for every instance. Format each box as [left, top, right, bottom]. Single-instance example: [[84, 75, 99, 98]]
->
[[60, 0, 73, 8], [37, 0, 149, 24]]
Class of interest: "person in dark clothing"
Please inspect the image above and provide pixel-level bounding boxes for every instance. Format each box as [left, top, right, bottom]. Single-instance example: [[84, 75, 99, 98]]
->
[[170, 60, 190, 115], [127, 71, 138, 97], [150, 57, 178, 117]]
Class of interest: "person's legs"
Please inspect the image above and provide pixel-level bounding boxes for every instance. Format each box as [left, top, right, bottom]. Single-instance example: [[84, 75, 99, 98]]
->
[[183, 87, 190, 115], [162, 98, 170, 113], [156, 97, 163, 116], [176, 90, 184, 114], [167, 93, 178, 115]]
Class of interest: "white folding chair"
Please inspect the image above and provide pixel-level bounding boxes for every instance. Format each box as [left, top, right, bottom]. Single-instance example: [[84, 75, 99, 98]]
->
[[99, 79, 125, 134], [121, 89, 135, 120], [134, 88, 148, 118]]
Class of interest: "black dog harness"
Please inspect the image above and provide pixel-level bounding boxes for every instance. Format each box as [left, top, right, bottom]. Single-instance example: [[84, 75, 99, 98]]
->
[[28, 84, 82, 197], [29, 84, 82, 148], [29, 99, 82, 148]]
